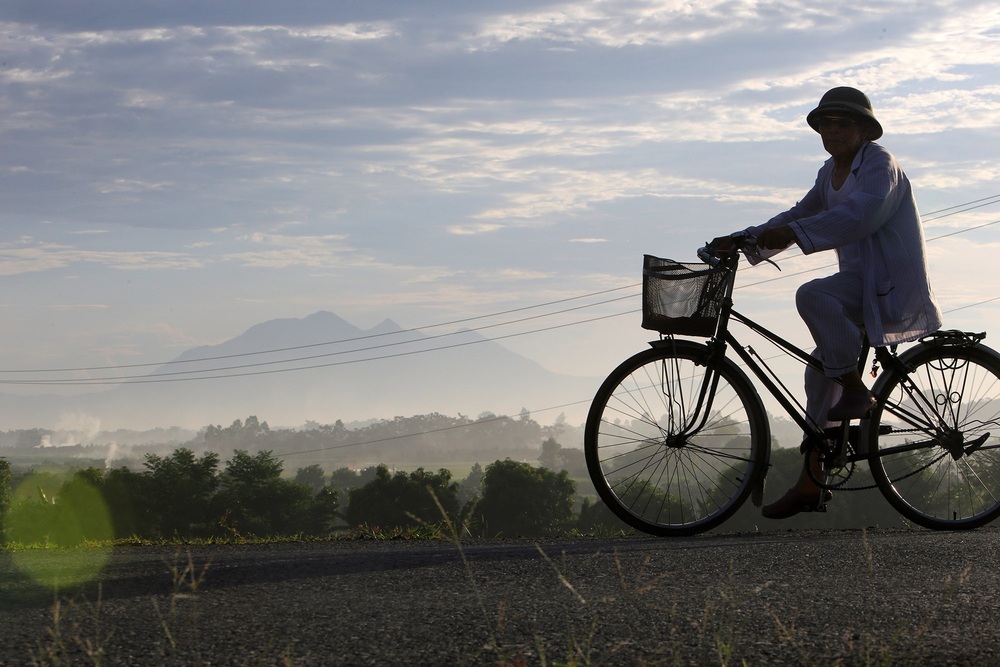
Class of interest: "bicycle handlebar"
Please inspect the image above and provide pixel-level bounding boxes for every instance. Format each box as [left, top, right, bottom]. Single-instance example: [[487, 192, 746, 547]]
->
[[698, 231, 779, 270], [696, 245, 721, 266], [698, 231, 758, 267]]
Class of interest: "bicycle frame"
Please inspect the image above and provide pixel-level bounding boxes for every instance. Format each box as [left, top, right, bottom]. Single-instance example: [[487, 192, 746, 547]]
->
[[719, 312, 841, 436], [586, 243, 1000, 534], [685, 253, 987, 467], [686, 254, 844, 443]]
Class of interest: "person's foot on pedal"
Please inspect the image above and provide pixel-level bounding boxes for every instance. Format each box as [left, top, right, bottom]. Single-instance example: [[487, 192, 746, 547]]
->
[[827, 388, 876, 421], [761, 487, 833, 520]]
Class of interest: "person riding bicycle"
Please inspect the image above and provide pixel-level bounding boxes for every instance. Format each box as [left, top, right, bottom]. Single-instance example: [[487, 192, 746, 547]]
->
[[712, 86, 943, 519]]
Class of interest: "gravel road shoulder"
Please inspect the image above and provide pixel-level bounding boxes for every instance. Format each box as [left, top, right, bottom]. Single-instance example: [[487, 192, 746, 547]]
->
[[2, 528, 999, 665]]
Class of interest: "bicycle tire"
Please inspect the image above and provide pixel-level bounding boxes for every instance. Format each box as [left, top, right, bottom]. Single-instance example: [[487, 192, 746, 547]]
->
[[867, 342, 1000, 530], [584, 340, 769, 536]]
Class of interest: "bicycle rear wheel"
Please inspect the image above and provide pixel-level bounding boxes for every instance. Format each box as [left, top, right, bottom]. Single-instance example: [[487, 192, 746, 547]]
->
[[584, 340, 768, 536], [868, 343, 1000, 529]]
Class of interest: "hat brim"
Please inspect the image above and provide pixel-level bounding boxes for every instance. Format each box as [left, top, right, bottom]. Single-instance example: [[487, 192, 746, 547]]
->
[[807, 103, 883, 140]]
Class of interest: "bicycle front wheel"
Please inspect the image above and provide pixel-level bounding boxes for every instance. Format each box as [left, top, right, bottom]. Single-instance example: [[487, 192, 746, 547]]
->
[[585, 340, 768, 536], [868, 343, 1000, 530]]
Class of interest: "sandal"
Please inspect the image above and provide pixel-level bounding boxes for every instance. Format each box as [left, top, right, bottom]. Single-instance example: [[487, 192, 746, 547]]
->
[[762, 488, 833, 520]]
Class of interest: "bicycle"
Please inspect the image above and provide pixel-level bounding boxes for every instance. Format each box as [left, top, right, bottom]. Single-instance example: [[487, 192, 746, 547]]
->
[[584, 232, 1000, 536]]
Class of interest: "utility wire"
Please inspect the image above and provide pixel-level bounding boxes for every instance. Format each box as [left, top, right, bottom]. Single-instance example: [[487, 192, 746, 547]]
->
[[274, 282, 1000, 461], [1, 194, 998, 386], [2, 310, 634, 386], [0, 283, 639, 374], [248, 198, 1000, 460], [0, 294, 636, 385], [10, 194, 1000, 460], [922, 194, 1000, 222]]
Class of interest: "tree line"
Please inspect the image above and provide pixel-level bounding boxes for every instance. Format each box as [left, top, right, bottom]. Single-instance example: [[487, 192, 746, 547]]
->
[[0, 437, 626, 545], [0, 415, 924, 544], [0, 412, 585, 472]]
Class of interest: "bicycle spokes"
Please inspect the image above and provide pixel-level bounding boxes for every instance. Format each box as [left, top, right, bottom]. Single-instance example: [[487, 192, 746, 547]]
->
[[881, 354, 999, 462], [585, 343, 767, 535], [869, 344, 1000, 529]]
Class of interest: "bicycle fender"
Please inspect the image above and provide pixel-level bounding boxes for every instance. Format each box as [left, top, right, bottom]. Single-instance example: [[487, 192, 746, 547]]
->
[[862, 337, 1000, 455]]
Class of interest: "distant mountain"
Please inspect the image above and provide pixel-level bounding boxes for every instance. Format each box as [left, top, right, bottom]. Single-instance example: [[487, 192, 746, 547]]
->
[[0, 312, 601, 431]]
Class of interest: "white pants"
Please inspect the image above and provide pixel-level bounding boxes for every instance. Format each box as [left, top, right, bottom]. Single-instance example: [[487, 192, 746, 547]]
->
[[796, 272, 865, 429]]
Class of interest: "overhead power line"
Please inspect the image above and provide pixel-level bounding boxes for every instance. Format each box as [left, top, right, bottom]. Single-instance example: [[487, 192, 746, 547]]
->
[[0, 193, 998, 387], [922, 194, 1000, 222], [0, 283, 639, 375], [3, 310, 633, 386]]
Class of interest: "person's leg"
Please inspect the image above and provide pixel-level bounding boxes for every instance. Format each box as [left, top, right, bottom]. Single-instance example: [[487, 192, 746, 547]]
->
[[804, 348, 840, 431], [762, 273, 865, 519], [796, 273, 873, 420], [796, 272, 865, 380], [782, 352, 837, 499]]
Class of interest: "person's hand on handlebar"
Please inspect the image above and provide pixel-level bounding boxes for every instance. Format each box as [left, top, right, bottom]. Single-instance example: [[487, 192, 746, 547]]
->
[[757, 224, 798, 250], [700, 229, 782, 270], [707, 235, 736, 254]]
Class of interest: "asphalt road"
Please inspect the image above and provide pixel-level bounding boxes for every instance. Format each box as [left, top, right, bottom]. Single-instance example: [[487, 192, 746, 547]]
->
[[2, 528, 999, 665]]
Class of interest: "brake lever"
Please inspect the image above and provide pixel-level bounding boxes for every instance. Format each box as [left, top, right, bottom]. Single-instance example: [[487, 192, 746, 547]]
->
[[731, 231, 781, 271]]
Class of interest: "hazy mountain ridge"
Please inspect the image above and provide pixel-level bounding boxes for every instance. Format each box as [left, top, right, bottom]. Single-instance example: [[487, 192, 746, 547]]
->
[[0, 311, 601, 432]]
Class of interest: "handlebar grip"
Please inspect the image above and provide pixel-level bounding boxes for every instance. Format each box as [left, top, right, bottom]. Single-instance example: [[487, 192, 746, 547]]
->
[[697, 245, 721, 266]]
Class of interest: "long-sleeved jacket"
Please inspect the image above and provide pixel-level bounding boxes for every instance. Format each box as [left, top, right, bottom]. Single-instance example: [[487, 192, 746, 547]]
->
[[747, 141, 942, 346]]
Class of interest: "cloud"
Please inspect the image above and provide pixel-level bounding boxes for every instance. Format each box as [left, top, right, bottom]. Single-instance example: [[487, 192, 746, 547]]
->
[[447, 223, 504, 235], [3, 0, 997, 239], [0, 0, 999, 400], [98, 179, 173, 194], [0, 239, 204, 276], [228, 232, 357, 268], [466, 0, 852, 50]]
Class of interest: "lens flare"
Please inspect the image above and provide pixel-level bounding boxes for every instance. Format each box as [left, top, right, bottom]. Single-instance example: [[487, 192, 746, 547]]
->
[[5, 473, 113, 588]]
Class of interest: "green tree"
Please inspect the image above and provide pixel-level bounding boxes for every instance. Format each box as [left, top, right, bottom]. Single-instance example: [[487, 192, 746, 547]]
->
[[538, 438, 588, 477], [539, 437, 561, 470], [294, 464, 327, 494], [215, 450, 314, 537], [0, 458, 10, 521], [102, 465, 152, 539], [0, 458, 13, 540], [212, 450, 339, 537], [55, 468, 114, 545], [5, 468, 114, 546], [328, 467, 359, 493], [144, 448, 220, 538], [577, 496, 633, 534], [474, 459, 576, 537], [458, 462, 484, 507], [204, 416, 271, 451], [330, 465, 379, 497], [345, 465, 459, 529], [303, 485, 341, 535], [4, 486, 57, 545]]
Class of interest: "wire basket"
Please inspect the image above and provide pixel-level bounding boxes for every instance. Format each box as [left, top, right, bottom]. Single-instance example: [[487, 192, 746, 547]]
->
[[641, 255, 729, 337]]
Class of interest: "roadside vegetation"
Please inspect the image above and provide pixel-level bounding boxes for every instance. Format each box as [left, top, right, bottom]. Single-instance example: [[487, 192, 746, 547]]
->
[[0, 445, 609, 547], [0, 410, 912, 547], [0, 420, 968, 666]]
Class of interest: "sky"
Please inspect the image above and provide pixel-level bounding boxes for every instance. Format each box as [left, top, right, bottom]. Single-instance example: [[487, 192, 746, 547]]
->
[[2, 0, 1000, 430]]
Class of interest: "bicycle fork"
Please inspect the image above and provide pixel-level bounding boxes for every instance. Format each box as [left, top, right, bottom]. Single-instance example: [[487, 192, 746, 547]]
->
[[658, 352, 723, 441]]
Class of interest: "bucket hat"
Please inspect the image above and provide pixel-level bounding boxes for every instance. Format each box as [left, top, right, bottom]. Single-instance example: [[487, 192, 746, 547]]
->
[[806, 87, 883, 140]]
